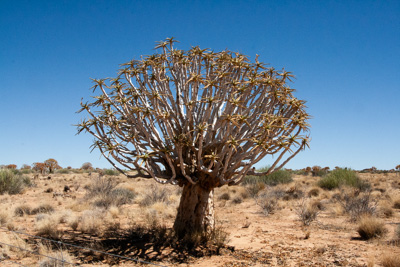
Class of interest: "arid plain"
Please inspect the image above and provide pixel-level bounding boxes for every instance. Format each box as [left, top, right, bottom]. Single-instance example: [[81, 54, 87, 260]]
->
[[1, 168, 399, 266]]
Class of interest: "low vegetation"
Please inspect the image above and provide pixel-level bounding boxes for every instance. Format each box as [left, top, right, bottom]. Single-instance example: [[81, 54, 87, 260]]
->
[[318, 168, 370, 190], [0, 169, 31, 195], [0, 167, 398, 266], [357, 215, 387, 240], [243, 168, 293, 186]]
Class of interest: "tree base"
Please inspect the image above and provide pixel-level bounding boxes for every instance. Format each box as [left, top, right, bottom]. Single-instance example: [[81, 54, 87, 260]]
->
[[173, 182, 215, 238]]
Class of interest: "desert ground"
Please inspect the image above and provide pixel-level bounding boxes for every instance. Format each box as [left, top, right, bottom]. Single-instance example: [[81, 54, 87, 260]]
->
[[0, 169, 399, 266]]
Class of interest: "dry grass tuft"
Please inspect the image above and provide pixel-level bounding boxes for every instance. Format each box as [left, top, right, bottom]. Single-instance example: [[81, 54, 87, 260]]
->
[[38, 242, 75, 267], [380, 253, 400, 267], [296, 199, 319, 226], [357, 215, 387, 240], [218, 192, 230, 201], [139, 184, 171, 206], [393, 198, 400, 209], [31, 203, 55, 215], [14, 204, 32, 216], [35, 215, 62, 239], [0, 210, 10, 225], [78, 208, 106, 235], [379, 202, 394, 218], [256, 191, 279, 216]]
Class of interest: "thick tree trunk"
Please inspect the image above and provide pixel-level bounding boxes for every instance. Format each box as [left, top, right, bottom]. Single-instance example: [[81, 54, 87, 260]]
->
[[173, 182, 215, 238]]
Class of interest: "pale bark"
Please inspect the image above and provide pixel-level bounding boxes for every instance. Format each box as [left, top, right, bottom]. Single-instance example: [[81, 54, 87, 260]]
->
[[173, 182, 215, 237]]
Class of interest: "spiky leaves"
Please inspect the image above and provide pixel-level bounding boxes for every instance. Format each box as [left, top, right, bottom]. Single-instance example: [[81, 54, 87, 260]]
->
[[77, 39, 310, 189]]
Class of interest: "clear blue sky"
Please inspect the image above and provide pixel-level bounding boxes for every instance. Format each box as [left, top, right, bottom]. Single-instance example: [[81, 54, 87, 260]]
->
[[1, 0, 399, 170]]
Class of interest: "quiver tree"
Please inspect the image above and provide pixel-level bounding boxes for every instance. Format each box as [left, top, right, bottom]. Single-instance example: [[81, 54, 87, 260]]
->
[[32, 162, 46, 174], [77, 38, 310, 238], [44, 158, 61, 173]]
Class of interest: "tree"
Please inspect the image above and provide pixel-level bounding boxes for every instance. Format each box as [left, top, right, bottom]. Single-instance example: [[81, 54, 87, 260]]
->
[[5, 164, 17, 169], [32, 162, 46, 174], [81, 162, 93, 170], [77, 38, 310, 238], [44, 158, 61, 173], [21, 164, 31, 170]]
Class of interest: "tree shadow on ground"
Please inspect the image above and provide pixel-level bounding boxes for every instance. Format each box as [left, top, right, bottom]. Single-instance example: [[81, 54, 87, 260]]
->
[[31, 225, 230, 265]]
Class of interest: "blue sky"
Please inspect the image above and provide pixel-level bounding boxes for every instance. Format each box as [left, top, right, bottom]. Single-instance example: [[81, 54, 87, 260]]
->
[[1, 0, 399, 170]]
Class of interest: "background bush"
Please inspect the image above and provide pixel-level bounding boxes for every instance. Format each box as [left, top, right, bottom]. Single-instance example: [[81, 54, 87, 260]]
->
[[243, 167, 292, 186], [0, 169, 31, 194], [318, 168, 369, 190]]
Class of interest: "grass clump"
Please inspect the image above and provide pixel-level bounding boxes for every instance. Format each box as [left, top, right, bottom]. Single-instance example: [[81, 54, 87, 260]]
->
[[31, 204, 55, 215], [0, 169, 31, 194], [139, 184, 170, 206], [318, 168, 369, 190], [14, 204, 32, 216], [86, 176, 135, 208], [357, 215, 387, 240], [381, 253, 400, 267], [256, 191, 279, 216], [93, 187, 136, 208]]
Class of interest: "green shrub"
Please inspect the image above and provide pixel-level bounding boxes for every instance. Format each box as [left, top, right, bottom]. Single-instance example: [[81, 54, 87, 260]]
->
[[20, 169, 32, 174], [0, 169, 31, 195], [243, 168, 292, 186], [56, 168, 70, 174], [318, 168, 369, 190], [103, 169, 120, 176]]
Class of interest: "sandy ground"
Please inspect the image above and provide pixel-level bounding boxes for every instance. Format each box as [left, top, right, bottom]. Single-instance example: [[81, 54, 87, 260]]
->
[[0, 171, 399, 266]]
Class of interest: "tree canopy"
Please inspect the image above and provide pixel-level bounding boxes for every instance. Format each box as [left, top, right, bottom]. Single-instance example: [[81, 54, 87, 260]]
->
[[77, 38, 310, 189]]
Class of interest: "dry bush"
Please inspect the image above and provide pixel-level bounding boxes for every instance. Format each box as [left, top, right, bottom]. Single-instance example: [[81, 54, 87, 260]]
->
[[35, 215, 62, 239], [245, 182, 266, 198], [93, 187, 136, 208], [396, 224, 400, 239], [0, 232, 32, 259], [296, 199, 319, 226], [107, 205, 120, 218], [393, 198, 400, 209], [256, 191, 279, 216], [85, 175, 135, 208], [139, 184, 170, 207], [339, 190, 377, 221], [282, 184, 304, 200], [0, 210, 10, 225], [14, 204, 32, 216], [86, 175, 117, 197], [56, 210, 74, 224], [31, 204, 55, 215], [380, 253, 400, 267], [308, 187, 320, 197], [357, 215, 387, 240], [379, 202, 394, 218], [78, 208, 106, 235], [231, 196, 243, 204], [218, 192, 230, 201], [38, 242, 75, 267], [143, 202, 176, 226]]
